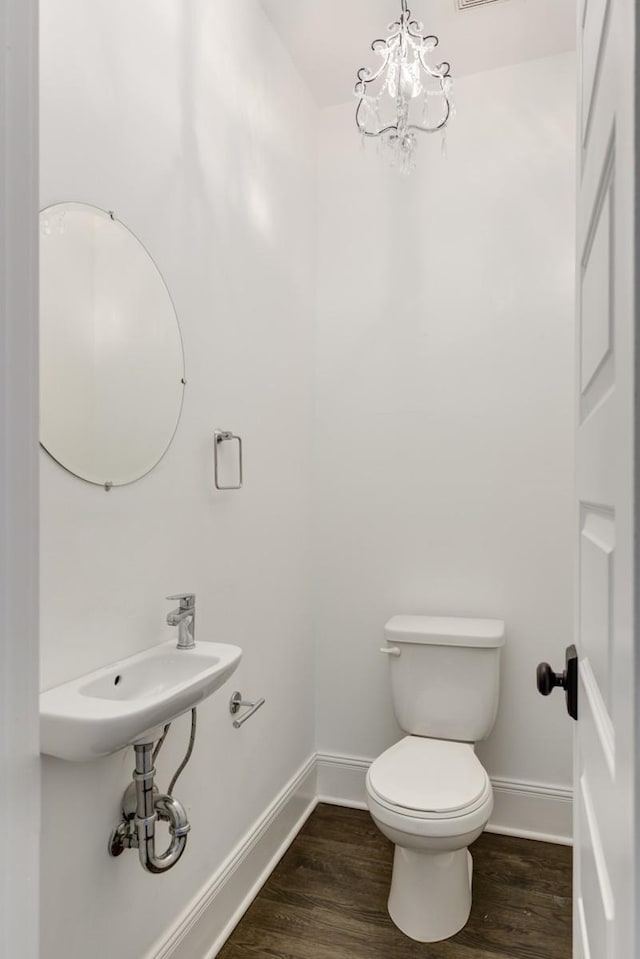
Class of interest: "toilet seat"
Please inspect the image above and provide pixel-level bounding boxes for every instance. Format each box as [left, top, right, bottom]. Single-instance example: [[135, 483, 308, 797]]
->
[[367, 736, 492, 821]]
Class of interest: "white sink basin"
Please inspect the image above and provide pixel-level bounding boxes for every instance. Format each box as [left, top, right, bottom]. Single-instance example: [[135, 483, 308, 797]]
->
[[40, 641, 242, 761]]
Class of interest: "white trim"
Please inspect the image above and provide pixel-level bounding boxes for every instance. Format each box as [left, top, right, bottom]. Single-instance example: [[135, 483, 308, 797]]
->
[[316, 752, 371, 809], [317, 752, 573, 846], [489, 777, 573, 846], [146, 755, 317, 959], [0, 1, 40, 957]]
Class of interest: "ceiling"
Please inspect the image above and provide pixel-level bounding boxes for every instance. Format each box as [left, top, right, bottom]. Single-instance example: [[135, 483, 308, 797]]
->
[[259, 0, 576, 108]]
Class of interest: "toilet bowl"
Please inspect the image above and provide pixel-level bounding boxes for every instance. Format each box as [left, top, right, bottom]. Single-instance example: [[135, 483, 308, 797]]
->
[[366, 736, 493, 942], [369, 615, 504, 943]]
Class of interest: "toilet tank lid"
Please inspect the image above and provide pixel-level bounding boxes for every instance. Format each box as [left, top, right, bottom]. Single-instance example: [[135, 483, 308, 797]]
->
[[384, 615, 505, 648]]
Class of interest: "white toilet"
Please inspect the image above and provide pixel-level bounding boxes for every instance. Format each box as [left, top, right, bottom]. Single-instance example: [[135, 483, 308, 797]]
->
[[366, 614, 505, 944]]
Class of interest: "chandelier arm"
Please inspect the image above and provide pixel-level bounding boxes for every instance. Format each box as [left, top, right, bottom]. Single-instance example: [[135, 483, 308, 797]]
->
[[356, 86, 451, 136], [357, 124, 403, 139], [418, 46, 451, 79], [355, 98, 370, 131], [356, 46, 392, 89], [407, 101, 451, 134], [355, 116, 450, 136], [355, 92, 402, 137], [407, 20, 430, 40]]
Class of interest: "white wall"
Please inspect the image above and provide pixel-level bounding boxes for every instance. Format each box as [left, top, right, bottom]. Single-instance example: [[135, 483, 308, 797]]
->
[[39, 3, 316, 958], [40, 15, 577, 952], [314, 53, 576, 791]]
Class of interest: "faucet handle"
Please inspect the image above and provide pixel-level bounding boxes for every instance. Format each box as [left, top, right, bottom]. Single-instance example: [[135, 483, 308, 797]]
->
[[166, 593, 195, 610]]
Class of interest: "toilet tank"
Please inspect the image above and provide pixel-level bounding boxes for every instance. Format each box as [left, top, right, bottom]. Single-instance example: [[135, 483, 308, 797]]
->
[[384, 615, 505, 742]]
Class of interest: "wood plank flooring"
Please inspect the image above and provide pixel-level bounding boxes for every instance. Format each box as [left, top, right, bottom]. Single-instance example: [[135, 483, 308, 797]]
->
[[218, 804, 572, 959]]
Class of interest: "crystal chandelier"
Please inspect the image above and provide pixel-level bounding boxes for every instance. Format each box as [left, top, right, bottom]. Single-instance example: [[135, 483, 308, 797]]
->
[[354, 0, 454, 174]]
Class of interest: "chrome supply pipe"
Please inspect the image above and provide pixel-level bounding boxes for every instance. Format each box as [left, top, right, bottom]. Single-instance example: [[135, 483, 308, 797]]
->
[[133, 743, 190, 874]]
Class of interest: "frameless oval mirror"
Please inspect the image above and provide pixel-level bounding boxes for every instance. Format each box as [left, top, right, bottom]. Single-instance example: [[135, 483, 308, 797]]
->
[[40, 202, 185, 488]]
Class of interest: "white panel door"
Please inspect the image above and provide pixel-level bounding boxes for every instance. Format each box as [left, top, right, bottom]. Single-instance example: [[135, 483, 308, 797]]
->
[[575, 0, 637, 956], [0, 1, 39, 957]]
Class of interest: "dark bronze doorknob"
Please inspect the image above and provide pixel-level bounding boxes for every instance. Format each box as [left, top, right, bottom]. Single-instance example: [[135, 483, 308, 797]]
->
[[536, 645, 578, 720], [536, 662, 565, 696]]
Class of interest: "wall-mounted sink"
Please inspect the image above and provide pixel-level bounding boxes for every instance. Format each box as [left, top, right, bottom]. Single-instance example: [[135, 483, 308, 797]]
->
[[40, 641, 242, 761]]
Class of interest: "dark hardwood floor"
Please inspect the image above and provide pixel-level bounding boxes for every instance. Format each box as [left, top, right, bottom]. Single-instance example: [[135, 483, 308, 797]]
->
[[218, 803, 572, 959]]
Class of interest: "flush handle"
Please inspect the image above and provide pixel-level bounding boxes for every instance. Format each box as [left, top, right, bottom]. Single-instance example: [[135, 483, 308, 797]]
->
[[380, 646, 401, 657], [536, 644, 578, 721]]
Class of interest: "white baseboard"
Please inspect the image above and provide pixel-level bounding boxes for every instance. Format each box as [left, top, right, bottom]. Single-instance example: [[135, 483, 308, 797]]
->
[[148, 750, 572, 959], [147, 754, 318, 959], [488, 777, 572, 845], [316, 752, 371, 809], [317, 752, 573, 846]]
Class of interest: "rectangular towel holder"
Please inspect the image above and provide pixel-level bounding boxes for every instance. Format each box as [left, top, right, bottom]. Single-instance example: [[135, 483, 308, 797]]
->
[[214, 429, 243, 490]]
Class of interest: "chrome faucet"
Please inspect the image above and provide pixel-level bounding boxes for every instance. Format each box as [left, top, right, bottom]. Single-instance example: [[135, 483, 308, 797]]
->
[[166, 594, 196, 649]]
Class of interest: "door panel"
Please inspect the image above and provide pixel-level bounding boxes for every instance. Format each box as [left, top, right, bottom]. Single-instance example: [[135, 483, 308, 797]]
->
[[579, 180, 612, 398], [580, 0, 610, 143], [578, 773, 614, 957], [575, 0, 636, 955], [579, 507, 614, 709]]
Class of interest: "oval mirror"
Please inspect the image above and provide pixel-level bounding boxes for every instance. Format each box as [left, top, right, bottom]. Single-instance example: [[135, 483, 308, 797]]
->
[[40, 203, 185, 488]]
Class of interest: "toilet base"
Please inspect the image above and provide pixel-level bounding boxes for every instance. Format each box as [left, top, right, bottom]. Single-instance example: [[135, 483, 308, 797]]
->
[[388, 845, 473, 943]]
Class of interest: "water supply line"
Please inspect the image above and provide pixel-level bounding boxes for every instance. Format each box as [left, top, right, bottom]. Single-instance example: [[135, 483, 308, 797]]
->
[[109, 709, 196, 873]]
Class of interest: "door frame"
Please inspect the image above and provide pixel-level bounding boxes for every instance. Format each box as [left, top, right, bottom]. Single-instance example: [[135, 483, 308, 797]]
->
[[0, 1, 39, 957]]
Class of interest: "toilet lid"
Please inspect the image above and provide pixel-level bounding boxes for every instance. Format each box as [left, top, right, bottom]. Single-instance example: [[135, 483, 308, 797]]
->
[[368, 737, 488, 815]]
